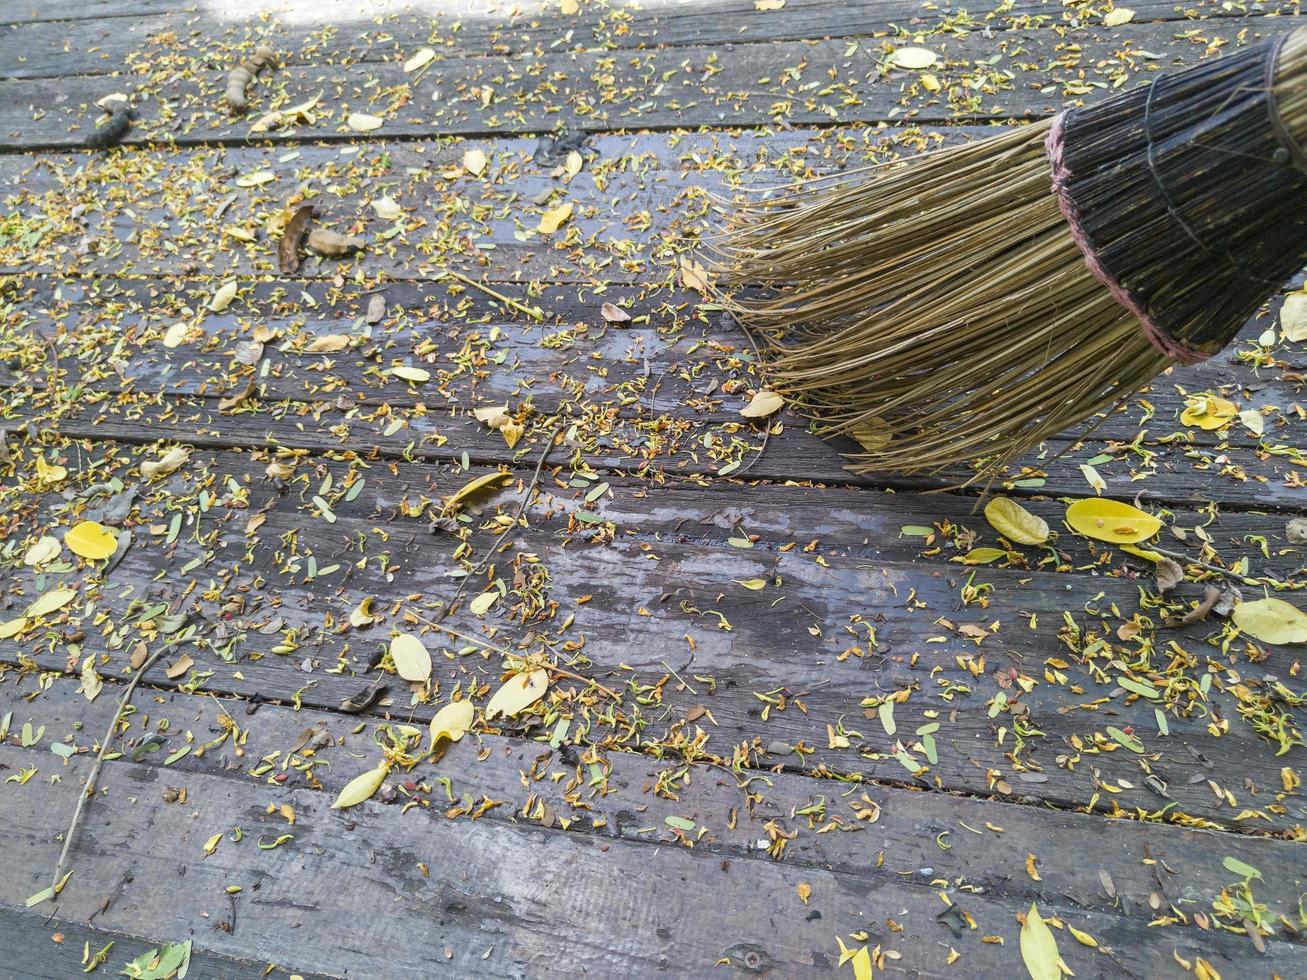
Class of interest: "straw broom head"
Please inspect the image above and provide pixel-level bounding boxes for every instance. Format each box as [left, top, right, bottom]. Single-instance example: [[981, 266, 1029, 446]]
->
[[712, 30, 1307, 482]]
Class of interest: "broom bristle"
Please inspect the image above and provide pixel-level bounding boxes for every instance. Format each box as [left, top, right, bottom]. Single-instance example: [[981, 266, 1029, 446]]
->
[[712, 32, 1307, 483]]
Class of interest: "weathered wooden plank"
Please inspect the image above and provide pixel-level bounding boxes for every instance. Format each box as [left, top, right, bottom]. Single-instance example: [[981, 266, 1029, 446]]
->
[[2, 272, 1297, 458], [3, 441, 1303, 833], [7, 673, 1307, 963], [2, 0, 1291, 77], [1, 739, 1300, 978], [0, 906, 317, 980], [0, 18, 1272, 149]]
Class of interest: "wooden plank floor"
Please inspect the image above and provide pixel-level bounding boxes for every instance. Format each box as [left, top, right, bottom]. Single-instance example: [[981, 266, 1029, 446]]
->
[[1, 1, 1306, 977]]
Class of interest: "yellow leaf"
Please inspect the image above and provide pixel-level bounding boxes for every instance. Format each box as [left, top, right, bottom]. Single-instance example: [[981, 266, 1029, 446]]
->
[[474, 404, 511, 429], [679, 257, 712, 294], [429, 701, 474, 748], [203, 832, 222, 856], [1283, 289, 1307, 342], [849, 947, 873, 980], [741, 390, 784, 418], [349, 596, 379, 628], [1065, 498, 1161, 544], [305, 334, 350, 353], [235, 169, 275, 188], [890, 46, 937, 69], [500, 420, 524, 449], [564, 150, 583, 178], [1080, 463, 1105, 494], [403, 47, 435, 73], [1180, 395, 1238, 430], [960, 547, 1006, 565], [24, 536, 61, 567], [208, 280, 238, 312], [463, 148, 487, 177], [469, 591, 499, 617], [561, 0, 580, 13], [332, 764, 388, 808], [65, 521, 117, 560], [796, 881, 811, 903], [140, 445, 190, 480], [538, 201, 573, 234], [390, 634, 432, 683], [371, 196, 402, 220], [1025, 853, 1041, 881], [35, 456, 67, 485], [1238, 409, 1265, 436], [1232, 598, 1307, 645], [162, 322, 190, 348], [449, 471, 511, 509], [390, 366, 431, 383], [921, 73, 941, 92], [735, 578, 768, 590], [1103, 7, 1135, 27], [1068, 925, 1097, 948], [984, 497, 1049, 545], [0, 617, 28, 639], [347, 112, 384, 132], [755, 0, 785, 8], [485, 669, 548, 720], [1020, 902, 1062, 980], [848, 417, 891, 452]]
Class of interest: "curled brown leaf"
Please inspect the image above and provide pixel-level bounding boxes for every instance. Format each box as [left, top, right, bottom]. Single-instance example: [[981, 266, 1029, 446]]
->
[[279, 204, 315, 274]]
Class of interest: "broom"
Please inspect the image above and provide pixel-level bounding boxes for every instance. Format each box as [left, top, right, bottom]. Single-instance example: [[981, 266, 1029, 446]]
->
[[713, 30, 1307, 481]]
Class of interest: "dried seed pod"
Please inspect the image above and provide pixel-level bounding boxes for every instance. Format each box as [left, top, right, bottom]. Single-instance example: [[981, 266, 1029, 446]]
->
[[85, 103, 138, 149], [307, 228, 365, 258], [225, 45, 279, 114]]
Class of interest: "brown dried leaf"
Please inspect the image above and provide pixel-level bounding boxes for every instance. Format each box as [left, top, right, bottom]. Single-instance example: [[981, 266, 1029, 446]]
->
[[1154, 557, 1184, 594], [308, 228, 365, 258], [279, 205, 315, 274]]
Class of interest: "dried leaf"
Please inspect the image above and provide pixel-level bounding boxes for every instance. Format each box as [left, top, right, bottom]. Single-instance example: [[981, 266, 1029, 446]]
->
[[278, 204, 314, 274], [80, 654, 102, 702], [429, 700, 474, 748], [1065, 498, 1161, 544], [403, 47, 436, 73], [890, 46, 937, 69], [469, 591, 499, 617], [349, 596, 380, 628], [741, 390, 784, 418], [679, 257, 711, 294], [448, 471, 511, 509], [600, 302, 631, 324], [473, 404, 511, 428], [755, 0, 785, 8], [485, 669, 548, 720], [848, 417, 892, 452], [305, 334, 350, 354], [371, 196, 402, 221], [1020, 902, 1062, 980], [27, 588, 75, 618], [1283, 289, 1307, 342], [390, 634, 432, 683], [208, 280, 238, 312], [24, 536, 60, 567], [140, 446, 191, 480], [219, 380, 254, 411], [538, 201, 573, 234], [165, 654, 194, 679], [1103, 7, 1136, 27], [390, 366, 430, 383], [65, 521, 117, 560], [1287, 517, 1307, 545], [561, 0, 580, 13], [35, 456, 67, 484], [332, 764, 388, 808], [235, 169, 275, 188], [1154, 557, 1184, 593], [162, 322, 190, 348], [984, 497, 1049, 545], [347, 112, 384, 132], [463, 148, 488, 176], [307, 228, 365, 257], [564, 149, 583, 178], [366, 293, 386, 324], [1232, 598, 1307, 645]]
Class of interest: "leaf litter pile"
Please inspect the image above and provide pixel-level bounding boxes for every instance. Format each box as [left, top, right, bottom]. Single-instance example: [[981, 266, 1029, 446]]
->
[[0, 3, 1306, 978]]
